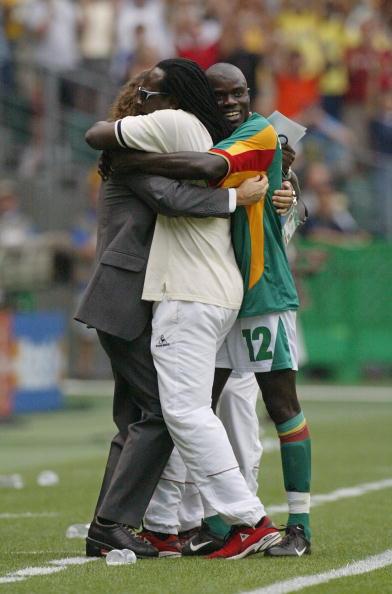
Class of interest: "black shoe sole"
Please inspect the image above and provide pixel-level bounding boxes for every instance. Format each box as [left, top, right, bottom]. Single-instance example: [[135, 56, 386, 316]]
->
[[264, 546, 311, 557], [86, 537, 112, 557], [86, 537, 158, 559]]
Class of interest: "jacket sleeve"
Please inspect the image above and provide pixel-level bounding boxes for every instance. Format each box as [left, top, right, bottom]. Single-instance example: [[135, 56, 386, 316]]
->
[[127, 173, 230, 219]]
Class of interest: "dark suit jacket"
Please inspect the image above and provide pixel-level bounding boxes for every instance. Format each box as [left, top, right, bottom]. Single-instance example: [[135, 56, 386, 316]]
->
[[75, 172, 230, 341]]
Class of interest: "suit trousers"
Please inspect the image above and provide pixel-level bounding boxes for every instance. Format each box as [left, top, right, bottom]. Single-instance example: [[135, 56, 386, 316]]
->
[[94, 323, 174, 527]]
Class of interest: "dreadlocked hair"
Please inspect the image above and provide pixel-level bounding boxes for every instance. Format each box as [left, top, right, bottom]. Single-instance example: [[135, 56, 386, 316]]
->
[[156, 58, 231, 144], [107, 70, 149, 121]]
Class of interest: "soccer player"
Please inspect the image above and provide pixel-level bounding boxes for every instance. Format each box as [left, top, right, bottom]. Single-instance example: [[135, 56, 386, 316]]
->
[[116, 63, 311, 558]]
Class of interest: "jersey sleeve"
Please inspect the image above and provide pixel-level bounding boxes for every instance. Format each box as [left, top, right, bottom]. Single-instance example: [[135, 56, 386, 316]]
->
[[209, 119, 279, 188], [114, 110, 190, 153]]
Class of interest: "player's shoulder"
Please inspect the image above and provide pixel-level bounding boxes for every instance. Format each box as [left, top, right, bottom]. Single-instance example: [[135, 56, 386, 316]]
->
[[246, 112, 275, 134], [228, 113, 278, 148], [150, 108, 199, 124], [246, 113, 279, 146], [146, 109, 206, 136]]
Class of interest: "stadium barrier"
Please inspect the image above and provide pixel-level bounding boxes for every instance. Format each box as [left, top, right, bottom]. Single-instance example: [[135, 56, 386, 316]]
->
[[299, 241, 392, 381], [0, 310, 65, 418]]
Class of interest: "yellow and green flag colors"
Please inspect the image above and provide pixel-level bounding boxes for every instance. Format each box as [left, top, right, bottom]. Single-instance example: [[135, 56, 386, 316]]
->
[[210, 113, 299, 318]]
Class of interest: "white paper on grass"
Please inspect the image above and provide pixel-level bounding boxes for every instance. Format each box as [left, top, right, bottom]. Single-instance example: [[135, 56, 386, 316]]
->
[[267, 111, 307, 147]]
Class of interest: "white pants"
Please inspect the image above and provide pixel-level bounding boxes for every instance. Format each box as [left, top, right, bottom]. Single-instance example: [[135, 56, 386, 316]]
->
[[216, 371, 262, 496], [176, 372, 262, 532], [144, 300, 265, 532]]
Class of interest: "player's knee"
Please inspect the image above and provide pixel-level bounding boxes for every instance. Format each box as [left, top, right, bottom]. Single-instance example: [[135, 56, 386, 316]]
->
[[162, 404, 210, 429], [264, 392, 301, 425], [258, 369, 300, 424]]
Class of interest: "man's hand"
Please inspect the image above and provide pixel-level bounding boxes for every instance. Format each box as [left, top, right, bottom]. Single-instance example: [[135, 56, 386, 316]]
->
[[98, 150, 142, 181], [236, 175, 269, 207], [282, 144, 296, 175], [98, 151, 113, 181], [272, 181, 295, 215]]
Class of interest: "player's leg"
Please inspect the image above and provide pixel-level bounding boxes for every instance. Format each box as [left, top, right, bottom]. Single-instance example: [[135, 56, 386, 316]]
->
[[185, 372, 262, 554], [211, 367, 232, 411], [257, 369, 311, 555], [255, 311, 311, 555], [177, 481, 203, 535], [217, 371, 262, 495], [141, 447, 186, 557], [195, 330, 262, 548], [151, 299, 280, 559]]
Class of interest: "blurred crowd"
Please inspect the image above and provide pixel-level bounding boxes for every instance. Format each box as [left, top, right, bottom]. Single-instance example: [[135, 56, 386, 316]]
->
[[1, 0, 391, 141], [1, 0, 391, 237]]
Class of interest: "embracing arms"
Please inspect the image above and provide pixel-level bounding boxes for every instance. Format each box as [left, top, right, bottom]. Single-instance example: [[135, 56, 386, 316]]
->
[[127, 174, 269, 219]]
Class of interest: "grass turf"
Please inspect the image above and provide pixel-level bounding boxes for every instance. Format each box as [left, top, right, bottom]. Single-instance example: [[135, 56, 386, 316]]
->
[[0, 388, 391, 593]]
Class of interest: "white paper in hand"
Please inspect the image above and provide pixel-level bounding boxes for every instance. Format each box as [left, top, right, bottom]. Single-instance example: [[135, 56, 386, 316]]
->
[[267, 111, 307, 147]]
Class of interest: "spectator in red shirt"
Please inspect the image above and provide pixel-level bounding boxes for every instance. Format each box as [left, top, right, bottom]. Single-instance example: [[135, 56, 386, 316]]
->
[[274, 49, 320, 118]]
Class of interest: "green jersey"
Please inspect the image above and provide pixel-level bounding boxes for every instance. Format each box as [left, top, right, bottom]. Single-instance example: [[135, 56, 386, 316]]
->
[[210, 112, 299, 316]]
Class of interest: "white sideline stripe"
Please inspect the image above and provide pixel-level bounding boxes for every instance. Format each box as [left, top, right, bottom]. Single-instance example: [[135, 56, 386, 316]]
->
[[12, 551, 74, 555], [300, 394, 392, 403], [298, 385, 392, 402], [268, 478, 392, 514], [0, 512, 60, 520], [0, 558, 98, 586], [12, 566, 65, 577], [50, 557, 98, 566], [242, 549, 392, 594], [63, 380, 392, 402]]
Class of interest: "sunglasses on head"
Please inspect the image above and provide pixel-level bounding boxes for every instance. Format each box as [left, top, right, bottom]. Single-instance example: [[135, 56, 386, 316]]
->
[[137, 86, 169, 101]]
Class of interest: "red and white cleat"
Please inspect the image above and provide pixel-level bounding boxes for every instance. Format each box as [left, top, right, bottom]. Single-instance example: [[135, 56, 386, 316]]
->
[[207, 516, 281, 560]]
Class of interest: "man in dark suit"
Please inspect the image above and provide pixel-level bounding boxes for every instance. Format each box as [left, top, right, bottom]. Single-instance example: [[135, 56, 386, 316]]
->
[[76, 63, 266, 558]]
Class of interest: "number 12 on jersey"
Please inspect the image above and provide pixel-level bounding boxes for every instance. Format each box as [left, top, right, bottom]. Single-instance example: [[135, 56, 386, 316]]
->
[[241, 327, 273, 362]]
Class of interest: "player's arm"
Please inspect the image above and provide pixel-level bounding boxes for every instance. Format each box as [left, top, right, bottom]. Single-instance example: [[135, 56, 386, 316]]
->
[[85, 122, 120, 150], [87, 112, 229, 179], [110, 150, 228, 181], [128, 174, 268, 218], [111, 149, 294, 215]]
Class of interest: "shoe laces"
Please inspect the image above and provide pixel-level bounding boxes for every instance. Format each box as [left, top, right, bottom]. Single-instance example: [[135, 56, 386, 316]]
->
[[222, 523, 247, 543], [122, 524, 147, 542], [278, 524, 305, 544]]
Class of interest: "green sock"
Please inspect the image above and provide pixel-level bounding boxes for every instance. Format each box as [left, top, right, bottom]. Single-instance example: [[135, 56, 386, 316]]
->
[[276, 411, 312, 542], [288, 513, 311, 541], [204, 515, 230, 538]]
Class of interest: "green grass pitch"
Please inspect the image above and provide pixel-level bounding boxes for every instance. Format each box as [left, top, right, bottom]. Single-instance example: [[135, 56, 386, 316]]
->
[[0, 387, 391, 594]]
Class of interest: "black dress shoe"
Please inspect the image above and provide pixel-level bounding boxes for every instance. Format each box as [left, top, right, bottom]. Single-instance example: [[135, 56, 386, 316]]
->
[[86, 519, 159, 558]]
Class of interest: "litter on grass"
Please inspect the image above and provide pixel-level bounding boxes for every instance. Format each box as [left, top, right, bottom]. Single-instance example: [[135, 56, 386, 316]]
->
[[65, 524, 90, 539], [37, 470, 59, 487], [106, 549, 137, 566], [0, 474, 24, 489]]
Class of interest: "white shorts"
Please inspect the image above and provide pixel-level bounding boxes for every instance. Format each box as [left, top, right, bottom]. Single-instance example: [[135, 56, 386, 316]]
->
[[216, 310, 298, 373]]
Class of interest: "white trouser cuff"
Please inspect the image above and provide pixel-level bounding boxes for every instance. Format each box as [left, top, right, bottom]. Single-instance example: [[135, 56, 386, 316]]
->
[[143, 520, 179, 534]]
